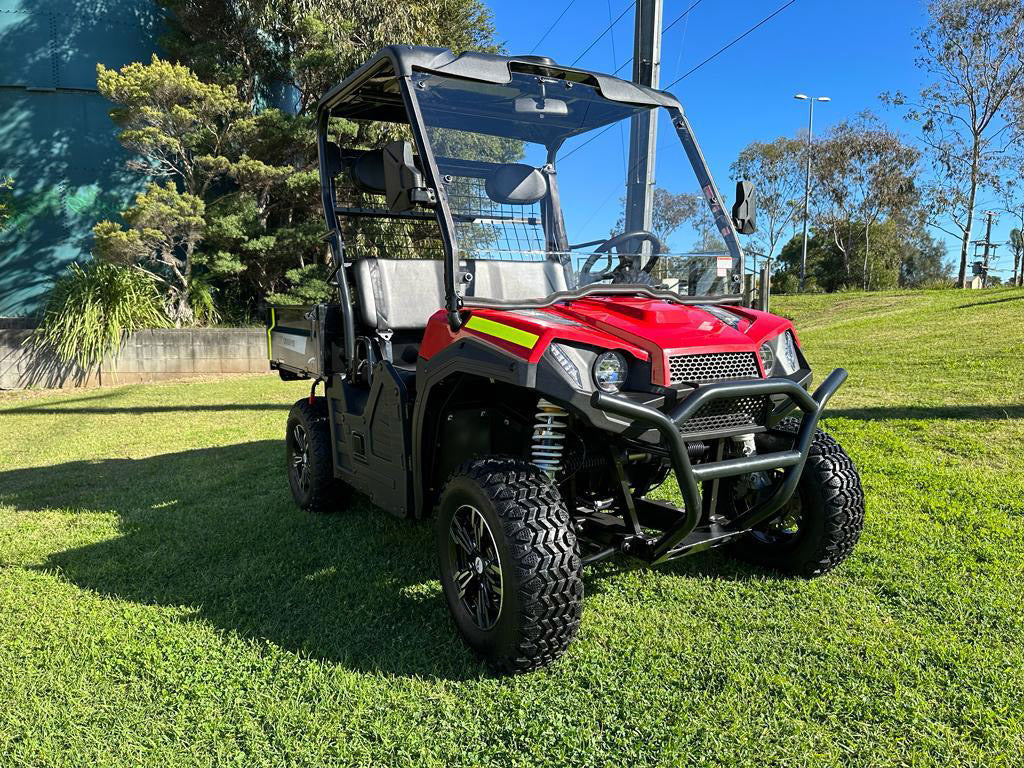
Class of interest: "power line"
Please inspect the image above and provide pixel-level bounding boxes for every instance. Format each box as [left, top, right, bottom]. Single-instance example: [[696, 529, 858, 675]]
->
[[560, 0, 801, 237], [564, 0, 792, 162], [663, 0, 798, 90], [607, 0, 629, 179], [612, 0, 708, 76], [569, 1, 636, 66], [529, 0, 579, 54]]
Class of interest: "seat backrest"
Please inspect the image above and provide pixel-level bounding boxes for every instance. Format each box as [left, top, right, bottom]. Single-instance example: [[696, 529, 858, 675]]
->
[[355, 258, 446, 330], [468, 260, 567, 301], [354, 258, 570, 331]]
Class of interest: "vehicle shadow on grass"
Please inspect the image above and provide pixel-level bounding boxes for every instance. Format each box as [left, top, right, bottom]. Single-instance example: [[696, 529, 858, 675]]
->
[[4, 404, 290, 415], [0, 440, 482, 681], [582, 548, 765, 592], [827, 403, 1024, 421]]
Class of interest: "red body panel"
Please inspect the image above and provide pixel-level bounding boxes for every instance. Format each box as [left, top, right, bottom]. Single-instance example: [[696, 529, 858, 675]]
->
[[419, 297, 796, 386]]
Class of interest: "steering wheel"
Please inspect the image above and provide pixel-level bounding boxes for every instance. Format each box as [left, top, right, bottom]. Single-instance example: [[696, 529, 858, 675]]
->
[[578, 230, 667, 285]]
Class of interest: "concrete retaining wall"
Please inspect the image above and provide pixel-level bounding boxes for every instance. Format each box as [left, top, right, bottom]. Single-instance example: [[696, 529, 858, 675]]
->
[[0, 327, 269, 389]]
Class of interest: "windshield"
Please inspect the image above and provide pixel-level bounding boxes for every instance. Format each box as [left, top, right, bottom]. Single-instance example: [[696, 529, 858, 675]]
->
[[412, 71, 742, 304]]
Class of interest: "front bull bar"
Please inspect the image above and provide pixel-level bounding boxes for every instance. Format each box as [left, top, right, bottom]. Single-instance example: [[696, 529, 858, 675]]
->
[[590, 368, 848, 563]]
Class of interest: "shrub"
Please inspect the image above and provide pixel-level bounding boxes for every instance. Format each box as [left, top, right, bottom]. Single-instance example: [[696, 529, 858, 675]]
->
[[31, 262, 169, 370]]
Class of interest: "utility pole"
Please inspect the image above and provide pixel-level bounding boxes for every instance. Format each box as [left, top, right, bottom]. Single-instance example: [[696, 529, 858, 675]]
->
[[971, 210, 998, 288], [981, 210, 996, 288], [624, 0, 663, 252], [794, 94, 830, 292]]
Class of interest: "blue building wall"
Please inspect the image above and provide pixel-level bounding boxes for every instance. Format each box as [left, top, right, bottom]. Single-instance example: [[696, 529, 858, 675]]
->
[[0, 0, 163, 316]]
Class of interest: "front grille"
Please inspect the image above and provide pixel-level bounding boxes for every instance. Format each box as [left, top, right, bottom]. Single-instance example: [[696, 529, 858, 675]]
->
[[679, 395, 767, 434], [667, 351, 760, 385]]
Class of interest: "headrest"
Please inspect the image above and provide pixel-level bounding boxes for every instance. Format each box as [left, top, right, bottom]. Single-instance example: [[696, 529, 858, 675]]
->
[[485, 163, 547, 205], [350, 150, 386, 194]]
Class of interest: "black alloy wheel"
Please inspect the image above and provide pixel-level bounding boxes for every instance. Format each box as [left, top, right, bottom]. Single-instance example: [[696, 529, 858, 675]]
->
[[286, 398, 349, 513], [448, 503, 504, 631]]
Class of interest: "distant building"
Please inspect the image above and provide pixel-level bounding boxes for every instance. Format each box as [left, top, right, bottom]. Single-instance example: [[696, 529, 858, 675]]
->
[[0, 0, 163, 317]]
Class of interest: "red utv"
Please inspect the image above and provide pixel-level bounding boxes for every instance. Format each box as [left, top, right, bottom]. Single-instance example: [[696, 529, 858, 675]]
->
[[268, 46, 865, 673]]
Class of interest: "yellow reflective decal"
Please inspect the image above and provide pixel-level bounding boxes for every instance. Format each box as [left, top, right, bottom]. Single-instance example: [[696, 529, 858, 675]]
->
[[267, 307, 275, 360], [465, 315, 539, 349]]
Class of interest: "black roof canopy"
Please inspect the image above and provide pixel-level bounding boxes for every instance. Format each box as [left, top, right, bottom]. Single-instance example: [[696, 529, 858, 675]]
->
[[318, 46, 682, 145]]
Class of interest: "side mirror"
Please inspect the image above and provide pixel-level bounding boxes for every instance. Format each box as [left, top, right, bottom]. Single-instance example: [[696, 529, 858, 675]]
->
[[382, 140, 435, 212], [732, 180, 757, 235]]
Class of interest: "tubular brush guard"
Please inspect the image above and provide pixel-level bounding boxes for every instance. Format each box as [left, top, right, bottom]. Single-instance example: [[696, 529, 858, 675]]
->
[[590, 368, 849, 563]]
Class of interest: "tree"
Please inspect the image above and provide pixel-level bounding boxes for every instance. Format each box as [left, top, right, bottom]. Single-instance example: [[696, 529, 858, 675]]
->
[[650, 188, 700, 244], [98, 56, 250, 199], [94, 182, 208, 325], [95, 56, 290, 321], [614, 188, 700, 244], [731, 137, 803, 263], [899, 229, 952, 287], [157, 1, 497, 113], [689, 203, 727, 253], [813, 115, 921, 290], [132, 1, 501, 314], [883, 0, 1024, 287], [1010, 228, 1024, 286]]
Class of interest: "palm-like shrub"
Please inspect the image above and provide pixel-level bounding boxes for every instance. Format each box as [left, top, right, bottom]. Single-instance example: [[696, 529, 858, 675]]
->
[[32, 262, 168, 370]]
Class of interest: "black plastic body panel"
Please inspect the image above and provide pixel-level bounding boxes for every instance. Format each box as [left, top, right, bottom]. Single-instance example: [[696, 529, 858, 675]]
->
[[411, 336, 532, 516], [326, 361, 413, 517]]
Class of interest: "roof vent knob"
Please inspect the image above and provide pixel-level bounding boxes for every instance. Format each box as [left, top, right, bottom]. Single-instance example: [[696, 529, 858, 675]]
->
[[514, 54, 557, 67]]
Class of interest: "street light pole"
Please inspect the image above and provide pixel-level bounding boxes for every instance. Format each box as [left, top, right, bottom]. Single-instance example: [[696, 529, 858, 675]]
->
[[794, 94, 830, 292]]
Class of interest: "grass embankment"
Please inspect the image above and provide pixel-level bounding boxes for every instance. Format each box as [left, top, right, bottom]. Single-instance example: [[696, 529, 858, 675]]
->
[[1, 289, 1022, 766]]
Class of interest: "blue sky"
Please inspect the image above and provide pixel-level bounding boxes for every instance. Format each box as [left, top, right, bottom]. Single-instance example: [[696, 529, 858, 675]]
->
[[489, 0, 1018, 277]]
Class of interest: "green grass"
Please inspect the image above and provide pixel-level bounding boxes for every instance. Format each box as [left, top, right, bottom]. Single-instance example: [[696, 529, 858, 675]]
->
[[2, 288, 1023, 767]]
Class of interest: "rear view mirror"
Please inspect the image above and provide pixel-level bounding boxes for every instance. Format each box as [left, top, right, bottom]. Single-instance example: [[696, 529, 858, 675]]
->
[[514, 96, 569, 116], [732, 180, 757, 235], [383, 140, 434, 212]]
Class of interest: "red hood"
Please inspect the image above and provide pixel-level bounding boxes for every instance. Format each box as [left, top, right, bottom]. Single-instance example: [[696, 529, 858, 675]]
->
[[421, 297, 795, 386]]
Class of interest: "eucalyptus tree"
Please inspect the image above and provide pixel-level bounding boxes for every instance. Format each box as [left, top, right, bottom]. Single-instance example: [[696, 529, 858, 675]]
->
[[812, 116, 921, 289], [883, 0, 1024, 287], [1010, 229, 1024, 286]]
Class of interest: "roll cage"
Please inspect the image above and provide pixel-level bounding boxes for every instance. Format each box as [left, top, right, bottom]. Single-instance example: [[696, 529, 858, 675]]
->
[[315, 45, 748, 375]]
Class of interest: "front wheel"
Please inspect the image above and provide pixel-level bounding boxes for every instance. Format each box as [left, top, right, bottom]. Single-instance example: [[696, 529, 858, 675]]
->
[[436, 458, 583, 674], [731, 425, 865, 577]]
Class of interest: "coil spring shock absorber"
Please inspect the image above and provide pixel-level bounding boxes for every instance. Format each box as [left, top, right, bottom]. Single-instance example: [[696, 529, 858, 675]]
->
[[532, 399, 568, 479]]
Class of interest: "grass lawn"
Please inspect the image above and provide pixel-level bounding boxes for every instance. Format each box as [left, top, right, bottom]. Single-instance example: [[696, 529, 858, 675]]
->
[[1, 288, 1023, 766]]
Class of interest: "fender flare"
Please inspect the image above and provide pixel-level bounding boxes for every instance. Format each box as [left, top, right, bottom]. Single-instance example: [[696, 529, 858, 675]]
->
[[412, 337, 535, 517]]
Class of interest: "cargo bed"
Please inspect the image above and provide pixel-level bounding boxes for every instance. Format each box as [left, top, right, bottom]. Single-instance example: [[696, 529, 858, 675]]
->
[[267, 304, 341, 380]]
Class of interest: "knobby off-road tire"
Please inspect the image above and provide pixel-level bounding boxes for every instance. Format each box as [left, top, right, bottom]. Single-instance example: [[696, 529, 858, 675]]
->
[[732, 422, 865, 577], [286, 397, 349, 513], [436, 458, 583, 674]]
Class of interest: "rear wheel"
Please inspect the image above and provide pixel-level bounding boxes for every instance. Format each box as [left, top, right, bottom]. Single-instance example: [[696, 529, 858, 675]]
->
[[286, 398, 349, 513], [436, 458, 583, 673], [731, 425, 865, 577]]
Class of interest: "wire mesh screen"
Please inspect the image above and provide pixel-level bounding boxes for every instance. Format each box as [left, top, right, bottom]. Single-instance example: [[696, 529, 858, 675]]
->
[[334, 174, 550, 263], [335, 184, 446, 261], [442, 175, 547, 261]]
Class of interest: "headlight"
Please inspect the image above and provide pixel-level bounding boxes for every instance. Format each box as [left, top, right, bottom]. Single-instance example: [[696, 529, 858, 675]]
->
[[592, 350, 628, 393], [758, 341, 776, 375], [776, 331, 800, 374], [549, 343, 583, 388], [759, 331, 801, 376]]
